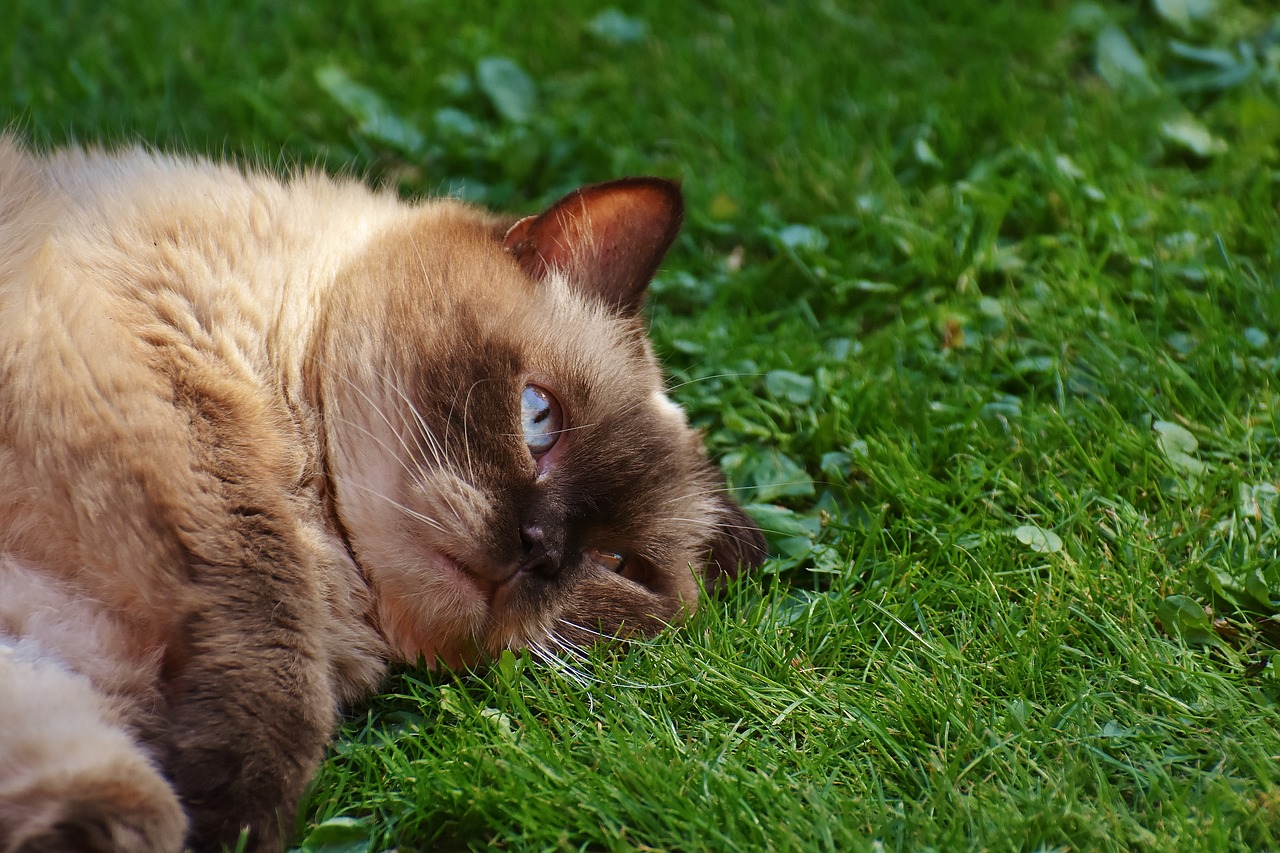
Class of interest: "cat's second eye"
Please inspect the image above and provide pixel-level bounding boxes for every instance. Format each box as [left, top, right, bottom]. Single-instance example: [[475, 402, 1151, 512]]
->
[[587, 547, 626, 574], [521, 384, 562, 457]]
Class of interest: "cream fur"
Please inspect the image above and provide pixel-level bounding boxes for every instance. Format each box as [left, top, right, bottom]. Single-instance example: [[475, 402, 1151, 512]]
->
[[0, 637, 186, 853]]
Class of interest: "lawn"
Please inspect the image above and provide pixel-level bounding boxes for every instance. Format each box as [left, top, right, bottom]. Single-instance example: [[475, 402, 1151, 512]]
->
[[7, 1, 1280, 850]]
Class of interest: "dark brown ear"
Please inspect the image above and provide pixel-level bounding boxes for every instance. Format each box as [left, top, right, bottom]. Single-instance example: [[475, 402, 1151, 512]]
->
[[701, 497, 768, 594], [502, 177, 683, 314]]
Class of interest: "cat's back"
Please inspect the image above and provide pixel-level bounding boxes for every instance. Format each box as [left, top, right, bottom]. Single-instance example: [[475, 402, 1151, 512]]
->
[[0, 138, 400, 620], [0, 137, 404, 353], [0, 138, 62, 302]]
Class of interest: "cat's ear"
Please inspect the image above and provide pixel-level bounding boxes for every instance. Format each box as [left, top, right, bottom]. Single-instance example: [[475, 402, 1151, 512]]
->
[[502, 177, 683, 314], [701, 498, 768, 594]]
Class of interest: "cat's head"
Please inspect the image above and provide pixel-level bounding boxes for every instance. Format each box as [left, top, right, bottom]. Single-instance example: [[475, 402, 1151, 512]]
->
[[315, 178, 766, 667]]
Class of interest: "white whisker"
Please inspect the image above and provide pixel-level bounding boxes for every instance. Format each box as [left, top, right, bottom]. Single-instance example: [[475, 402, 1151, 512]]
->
[[343, 481, 447, 533], [664, 371, 763, 392], [376, 361, 448, 468], [548, 621, 689, 691], [317, 358, 436, 468], [325, 365, 478, 535], [528, 641, 594, 689], [660, 483, 762, 505], [329, 414, 439, 492], [460, 379, 485, 485]]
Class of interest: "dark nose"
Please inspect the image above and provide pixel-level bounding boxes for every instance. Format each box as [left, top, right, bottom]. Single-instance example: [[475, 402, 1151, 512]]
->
[[520, 523, 564, 576]]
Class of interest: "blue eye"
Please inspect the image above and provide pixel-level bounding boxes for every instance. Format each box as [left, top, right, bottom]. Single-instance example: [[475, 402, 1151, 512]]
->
[[521, 384, 562, 456]]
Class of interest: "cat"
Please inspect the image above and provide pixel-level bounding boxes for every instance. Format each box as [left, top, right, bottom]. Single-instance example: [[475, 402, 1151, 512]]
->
[[0, 137, 766, 853]]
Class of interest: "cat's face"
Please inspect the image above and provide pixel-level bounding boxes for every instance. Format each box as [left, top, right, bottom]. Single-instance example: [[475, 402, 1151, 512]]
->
[[315, 179, 765, 667]]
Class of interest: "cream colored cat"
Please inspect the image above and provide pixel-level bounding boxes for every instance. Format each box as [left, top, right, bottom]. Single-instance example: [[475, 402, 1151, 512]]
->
[[0, 138, 765, 853]]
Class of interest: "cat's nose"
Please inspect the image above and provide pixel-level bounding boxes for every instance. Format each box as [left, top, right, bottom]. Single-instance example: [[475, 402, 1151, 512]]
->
[[519, 523, 564, 576]]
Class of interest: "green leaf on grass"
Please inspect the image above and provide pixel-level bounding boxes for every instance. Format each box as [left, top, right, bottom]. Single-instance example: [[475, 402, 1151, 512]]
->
[[914, 137, 943, 167], [765, 370, 815, 404], [743, 503, 823, 540], [1160, 113, 1228, 157], [1157, 594, 1218, 646], [1055, 154, 1086, 180], [1013, 524, 1064, 554], [301, 817, 372, 853], [1202, 562, 1280, 614], [438, 685, 467, 720], [481, 707, 517, 740], [1152, 0, 1215, 31], [315, 65, 424, 153], [846, 279, 899, 293], [1095, 26, 1160, 98], [434, 106, 481, 138], [807, 543, 848, 574], [1244, 568, 1279, 612], [777, 224, 829, 252], [587, 9, 649, 45], [1153, 420, 1196, 455], [819, 451, 852, 481], [497, 648, 519, 681], [477, 57, 538, 124], [1153, 420, 1209, 477], [1239, 482, 1280, 530], [741, 503, 823, 573], [746, 450, 816, 502], [1244, 327, 1270, 349], [1067, 2, 1111, 35]]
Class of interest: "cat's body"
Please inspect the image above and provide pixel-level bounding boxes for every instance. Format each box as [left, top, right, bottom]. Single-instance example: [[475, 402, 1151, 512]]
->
[[0, 138, 764, 853]]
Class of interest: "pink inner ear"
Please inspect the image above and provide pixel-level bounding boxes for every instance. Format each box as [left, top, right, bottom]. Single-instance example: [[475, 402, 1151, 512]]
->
[[502, 177, 684, 314], [502, 214, 538, 260]]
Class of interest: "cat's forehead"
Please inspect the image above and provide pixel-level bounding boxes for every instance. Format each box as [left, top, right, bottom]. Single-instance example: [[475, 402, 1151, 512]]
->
[[512, 271, 665, 395]]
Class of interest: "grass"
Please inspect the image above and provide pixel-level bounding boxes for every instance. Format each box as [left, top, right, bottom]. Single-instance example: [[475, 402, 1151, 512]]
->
[[8, 1, 1280, 850]]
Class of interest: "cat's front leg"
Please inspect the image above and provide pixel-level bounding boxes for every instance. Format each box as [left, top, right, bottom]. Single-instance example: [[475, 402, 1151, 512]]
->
[[157, 380, 341, 853], [159, 523, 335, 853], [161, 527, 337, 853]]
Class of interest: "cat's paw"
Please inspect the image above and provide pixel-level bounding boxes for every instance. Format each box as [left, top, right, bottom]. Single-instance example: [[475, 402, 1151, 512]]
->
[[0, 655, 187, 853], [6, 784, 181, 853], [1, 772, 186, 853]]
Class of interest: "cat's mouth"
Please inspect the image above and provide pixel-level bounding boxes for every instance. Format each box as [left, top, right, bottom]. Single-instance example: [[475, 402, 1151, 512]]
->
[[435, 552, 488, 593], [434, 550, 519, 609], [433, 553, 536, 656], [487, 567, 529, 610]]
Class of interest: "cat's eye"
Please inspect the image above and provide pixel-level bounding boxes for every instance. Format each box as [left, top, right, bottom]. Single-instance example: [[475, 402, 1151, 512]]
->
[[521, 384, 562, 456], [587, 547, 626, 574]]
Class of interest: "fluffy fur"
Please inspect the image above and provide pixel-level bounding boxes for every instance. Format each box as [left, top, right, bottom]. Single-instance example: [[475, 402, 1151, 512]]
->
[[0, 138, 765, 853]]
